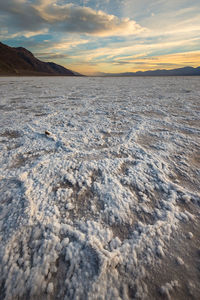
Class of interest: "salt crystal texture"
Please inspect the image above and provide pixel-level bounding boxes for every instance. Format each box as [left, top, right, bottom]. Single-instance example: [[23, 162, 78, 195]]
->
[[0, 76, 199, 299]]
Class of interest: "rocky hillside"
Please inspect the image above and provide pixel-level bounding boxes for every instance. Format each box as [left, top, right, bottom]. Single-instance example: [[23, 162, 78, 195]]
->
[[0, 42, 78, 76]]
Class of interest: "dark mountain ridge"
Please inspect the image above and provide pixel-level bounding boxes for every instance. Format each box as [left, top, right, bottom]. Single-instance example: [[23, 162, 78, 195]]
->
[[0, 42, 79, 76]]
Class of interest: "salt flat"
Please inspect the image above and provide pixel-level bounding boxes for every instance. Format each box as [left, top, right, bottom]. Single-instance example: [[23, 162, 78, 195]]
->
[[0, 76, 200, 299]]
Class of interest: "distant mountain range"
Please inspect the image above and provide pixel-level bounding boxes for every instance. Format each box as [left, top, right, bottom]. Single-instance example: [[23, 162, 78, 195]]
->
[[97, 66, 200, 77], [0, 41, 200, 77], [0, 42, 80, 76]]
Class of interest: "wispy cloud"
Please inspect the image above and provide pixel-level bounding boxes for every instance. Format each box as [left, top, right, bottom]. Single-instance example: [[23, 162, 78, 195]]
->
[[64, 36, 200, 63], [49, 38, 90, 50], [0, 28, 49, 39], [35, 52, 70, 60], [1, 0, 200, 74], [67, 50, 200, 75]]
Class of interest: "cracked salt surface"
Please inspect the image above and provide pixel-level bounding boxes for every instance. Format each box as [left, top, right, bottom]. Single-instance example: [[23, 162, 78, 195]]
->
[[0, 76, 200, 299]]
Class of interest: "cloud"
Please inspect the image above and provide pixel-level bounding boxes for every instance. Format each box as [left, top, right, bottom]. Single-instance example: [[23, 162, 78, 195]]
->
[[0, 0, 45, 31], [50, 38, 90, 50], [73, 50, 200, 75], [110, 50, 200, 71], [2, 29, 49, 39], [52, 5, 145, 36], [67, 37, 199, 63], [35, 52, 70, 60], [0, 0, 145, 36], [59, 35, 200, 74], [1, 0, 199, 75]]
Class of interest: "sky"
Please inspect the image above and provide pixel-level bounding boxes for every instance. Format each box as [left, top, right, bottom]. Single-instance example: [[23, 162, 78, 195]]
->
[[0, 0, 200, 75]]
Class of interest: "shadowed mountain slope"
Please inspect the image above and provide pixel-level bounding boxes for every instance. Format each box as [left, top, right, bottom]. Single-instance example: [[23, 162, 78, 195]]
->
[[0, 42, 79, 76]]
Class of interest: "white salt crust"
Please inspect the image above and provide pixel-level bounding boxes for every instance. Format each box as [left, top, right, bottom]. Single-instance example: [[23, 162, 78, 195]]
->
[[0, 76, 199, 299]]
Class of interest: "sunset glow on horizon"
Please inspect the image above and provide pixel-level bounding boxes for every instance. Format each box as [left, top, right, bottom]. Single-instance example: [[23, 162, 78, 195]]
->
[[0, 0, 200, 75]]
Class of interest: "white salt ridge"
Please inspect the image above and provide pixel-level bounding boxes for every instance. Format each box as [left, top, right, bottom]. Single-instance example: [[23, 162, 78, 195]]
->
[[0, 77, 199, 299], [160, 280, 179, 299]]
